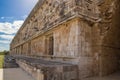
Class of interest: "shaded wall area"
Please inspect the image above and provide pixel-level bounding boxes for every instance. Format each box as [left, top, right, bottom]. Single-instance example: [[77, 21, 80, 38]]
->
[[99, 0, 120, 76]]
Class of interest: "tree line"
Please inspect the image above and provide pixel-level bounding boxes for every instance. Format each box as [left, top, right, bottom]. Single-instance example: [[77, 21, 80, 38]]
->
[[0, 50, 9, 55]]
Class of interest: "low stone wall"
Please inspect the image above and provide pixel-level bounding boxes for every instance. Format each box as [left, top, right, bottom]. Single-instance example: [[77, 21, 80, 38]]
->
[[16, 58, 78, 80], [17, 60, 40, 80]]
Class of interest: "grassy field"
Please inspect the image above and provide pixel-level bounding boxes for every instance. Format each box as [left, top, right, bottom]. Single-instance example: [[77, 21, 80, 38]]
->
[[0, 55, 4, 68]]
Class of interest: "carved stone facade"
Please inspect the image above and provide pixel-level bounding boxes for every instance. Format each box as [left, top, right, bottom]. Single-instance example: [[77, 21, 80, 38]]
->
[[10, 0, 120, 80]]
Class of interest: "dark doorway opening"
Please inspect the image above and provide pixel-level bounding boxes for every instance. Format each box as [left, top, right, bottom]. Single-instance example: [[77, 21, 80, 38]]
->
[[48, 36, 54, 55], [45, 35, 54, 56]]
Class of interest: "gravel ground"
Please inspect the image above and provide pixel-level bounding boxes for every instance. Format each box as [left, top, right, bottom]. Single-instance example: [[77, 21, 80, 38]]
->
[[3, 68, 34, 80], [0, 68, 120, 80]]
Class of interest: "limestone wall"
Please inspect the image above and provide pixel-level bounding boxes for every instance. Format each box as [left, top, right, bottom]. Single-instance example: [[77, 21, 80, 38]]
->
[[11, 19, 80, 58], [77, 19, 94, 78], [97, 0, 120, 76], [10, 0, 98, 50], [54, 20, 78, 57], [9, 0, 120, 78], [31, 36, 45, 56]]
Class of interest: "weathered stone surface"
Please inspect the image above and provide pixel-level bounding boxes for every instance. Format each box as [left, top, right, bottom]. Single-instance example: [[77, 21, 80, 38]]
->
[[16, 57, 78, 80], [10, 0, 120, 80]]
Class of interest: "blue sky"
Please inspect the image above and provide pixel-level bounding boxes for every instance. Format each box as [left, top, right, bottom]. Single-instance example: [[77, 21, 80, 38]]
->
[[0, 0, 38, 51]]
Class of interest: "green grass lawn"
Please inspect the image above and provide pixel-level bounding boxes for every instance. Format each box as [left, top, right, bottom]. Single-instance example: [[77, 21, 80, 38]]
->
[[0, 55, 4, 68]]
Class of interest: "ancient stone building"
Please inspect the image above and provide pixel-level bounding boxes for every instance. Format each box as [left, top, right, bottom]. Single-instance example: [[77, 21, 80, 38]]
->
[[10, 0, 120, 80]]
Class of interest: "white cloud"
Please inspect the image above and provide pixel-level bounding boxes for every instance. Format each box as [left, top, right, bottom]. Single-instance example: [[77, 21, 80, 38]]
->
[[0, 20, 24, 34], [0, 35, 12, 51], [0, 44, 9, 51], [0, 34, 14, 40], [0, 20, 24, 51], [0, 40, 10, 44]]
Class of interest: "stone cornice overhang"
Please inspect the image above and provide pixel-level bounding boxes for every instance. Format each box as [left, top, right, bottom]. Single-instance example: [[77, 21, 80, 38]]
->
[[12, 7, 99, 49], [75, 6, 99, 22]]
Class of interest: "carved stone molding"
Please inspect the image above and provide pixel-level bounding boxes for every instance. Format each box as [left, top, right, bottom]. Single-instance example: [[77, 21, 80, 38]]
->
[[98, 0, 116, 36]]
